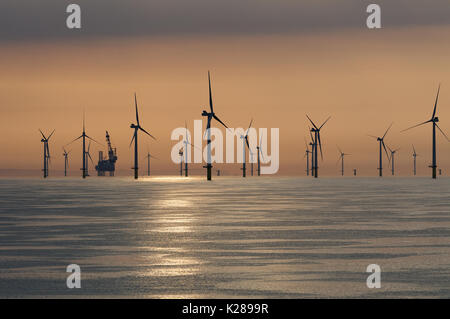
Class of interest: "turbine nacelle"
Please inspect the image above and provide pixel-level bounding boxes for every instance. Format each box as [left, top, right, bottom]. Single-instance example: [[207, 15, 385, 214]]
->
[[130, 123, 138, 129], [202, 110, 211, 117]]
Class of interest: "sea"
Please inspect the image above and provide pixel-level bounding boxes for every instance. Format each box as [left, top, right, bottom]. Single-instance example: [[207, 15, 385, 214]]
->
[[0, 177, 449, 298]]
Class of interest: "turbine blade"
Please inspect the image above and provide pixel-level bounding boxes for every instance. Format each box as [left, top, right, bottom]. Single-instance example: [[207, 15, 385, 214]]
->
[[412, 144, 416, 155], [87, 152, 94, 165], [245, 118, 253, 136], [213, 114, 228, 129], [85, 135, 102, 145], [319, 116, 331, 129], [401, 120, 431, 132], [139, 127, 156, 140], [208, 71, 214, 113], [382, 141, 391, 163], [432, 84, 440, 120], [39, 129, 47, 140], [135, 93, 140, 126], [382, 122, 393, 139], [318, 132, 323, 160], [306, 115, 318, 130], [245, 135, 250, 149], [309, 130, 314, 143], [47, 129, 55, 140], [187, 140, 201, 151], [129, 133, 135, 148], [66, 135, 83, 146], [436, 123, 450, 142], [367, 134, 378, 139]]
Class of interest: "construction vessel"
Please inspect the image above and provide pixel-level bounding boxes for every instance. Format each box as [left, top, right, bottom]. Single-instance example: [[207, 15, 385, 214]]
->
[[95, 131, 118, 176]]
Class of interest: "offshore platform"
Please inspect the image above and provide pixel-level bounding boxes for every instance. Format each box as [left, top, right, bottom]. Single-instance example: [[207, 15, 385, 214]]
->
[[95, 131, 118, 176]]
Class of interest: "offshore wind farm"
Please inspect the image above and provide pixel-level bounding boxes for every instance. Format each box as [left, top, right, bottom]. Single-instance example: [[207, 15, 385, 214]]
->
[[1, 0, 450, 301]]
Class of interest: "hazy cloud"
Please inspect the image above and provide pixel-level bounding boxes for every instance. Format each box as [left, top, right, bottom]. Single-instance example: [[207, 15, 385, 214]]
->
[[0, 0, 450, 42]]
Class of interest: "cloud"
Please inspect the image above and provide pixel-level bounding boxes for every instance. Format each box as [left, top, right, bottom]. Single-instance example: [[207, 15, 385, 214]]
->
[[0, 0, 450, 42]]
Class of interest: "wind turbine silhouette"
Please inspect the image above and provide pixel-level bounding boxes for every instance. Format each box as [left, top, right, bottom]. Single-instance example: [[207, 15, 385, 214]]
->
[[63, 148, 71, 177], [306, 115, 331, 178], [66, 112, 100, 179], [201, 71, 229, 181], [368, 123, 392, 177], [240, 119, 253, 178], [387, 145, 400, 176], [337, 147, 350, 176], [304, 138, 311, 176], [402, 85, 449, 179], [256, 132, 265, 176], [130, 93, 156, 179], [182, 121, 198, 177], [85, 141, 94, 177], [412, 145, 418, 176], [39, 129, 55, 178], [143, 150, 158, 176]]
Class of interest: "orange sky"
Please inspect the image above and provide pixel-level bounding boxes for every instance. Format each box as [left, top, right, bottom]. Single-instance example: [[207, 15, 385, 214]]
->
[[1, 26, 450, 176]]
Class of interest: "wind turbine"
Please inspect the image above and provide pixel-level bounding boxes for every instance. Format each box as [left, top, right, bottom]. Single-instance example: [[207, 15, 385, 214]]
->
[[337, 147, 350, 176], [144, 151, 158, 176], [306, 115, 331, 178], [240, 119, 253, 178], [182, 121, 198, 177], [63, 148, 71, 177], [303, 138, 311, 176], [387, 145, 400, 176], [130, 93, 156, 179], [201, 71, 229, 181], [368, 123, 392, 177], [412, 145, 418, 176], [402, 85, 449, 179], [39, 129, 55, 178], [85, 141, 94, 177], [66, 112, 100, 178]]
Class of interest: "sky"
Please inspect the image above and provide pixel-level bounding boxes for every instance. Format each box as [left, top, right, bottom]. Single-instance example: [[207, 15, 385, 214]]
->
[[1, 1, 450, 176]]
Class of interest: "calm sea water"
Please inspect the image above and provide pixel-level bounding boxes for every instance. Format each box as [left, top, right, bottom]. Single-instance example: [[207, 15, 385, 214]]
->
[[0, 177, 449, 298]]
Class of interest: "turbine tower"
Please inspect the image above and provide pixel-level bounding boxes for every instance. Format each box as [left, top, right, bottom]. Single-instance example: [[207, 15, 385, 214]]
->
[[39, 129, 55, 178], [412, 145, 418, 176], [63, 148, 71, 177], [201, 71, 229, 181], [368, 123, 392, 177], [402, 85, 449, 179], [337, 147, 350, 176], [306, 115, 331, 178], [130, 93, 156, 179], [240, 119, 253, 178], [66, 113, 100, 178], [387, 146, 400, 176], [256, 133, 264, 177], [309, 130, 315, 177]]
